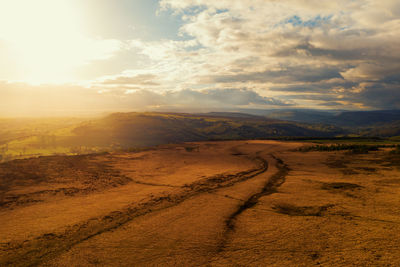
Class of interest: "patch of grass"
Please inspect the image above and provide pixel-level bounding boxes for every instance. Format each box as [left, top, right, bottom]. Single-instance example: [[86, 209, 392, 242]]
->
[[321, 182, 363, 191], [375, 178, 400, 185], [272, 203, 334, 216], [383, 153, 400, 169], [381, 146, 400, 169], [389, 145, 400, 154], [300, 137, 400, 145], [325, 158, 347, 168], [299, 144, 384, 153], [121, 147, 152, 153], [184, 146, 199, 152], [355, 167, 377, 173], [340, 169, 360, 175]]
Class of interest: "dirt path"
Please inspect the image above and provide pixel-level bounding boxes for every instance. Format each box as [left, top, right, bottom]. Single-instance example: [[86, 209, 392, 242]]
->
[[219, 155, 290, 252], [3, 140, 400, 266], [209, 147, 400, 266], [0, 141, 296, 266], [6, 141, 400, 267]]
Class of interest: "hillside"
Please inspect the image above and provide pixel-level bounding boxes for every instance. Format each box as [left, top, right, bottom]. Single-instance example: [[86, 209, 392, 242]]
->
[[3, 110, 400, 162], [358, 120, 400, 137], [330, 110, 400, 127], [0, 112, 344, 162], [258, 109, 400, 128], [254, 109, 338, 124], [0, 110, 400, 161], [255, 109, 400, 137], [69, 112, 344, 147]]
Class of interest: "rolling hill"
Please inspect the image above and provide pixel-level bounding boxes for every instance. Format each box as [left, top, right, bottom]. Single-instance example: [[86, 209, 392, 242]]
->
[[0, 112, 345, 162], [255, 109, 400, 128], [69, 112, 344, 148], [250, 109, 400, 137], [2, 110, 400, 162]]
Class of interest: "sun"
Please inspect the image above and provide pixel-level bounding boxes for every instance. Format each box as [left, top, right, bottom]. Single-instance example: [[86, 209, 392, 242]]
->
[[0, 0, 120, 84]]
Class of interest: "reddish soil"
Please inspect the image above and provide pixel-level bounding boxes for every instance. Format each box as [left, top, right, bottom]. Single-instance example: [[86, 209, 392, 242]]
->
[[1, 140, 400, 266]]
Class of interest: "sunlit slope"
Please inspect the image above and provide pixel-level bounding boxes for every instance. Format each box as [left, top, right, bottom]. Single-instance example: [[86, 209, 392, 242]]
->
[[262, 109, 400, 136], [0, 117, 87, 161], [70, 112, 343, 147], [0, 112, 345, 161]]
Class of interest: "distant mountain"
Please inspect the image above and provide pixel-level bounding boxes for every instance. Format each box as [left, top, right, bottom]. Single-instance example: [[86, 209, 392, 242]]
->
[[357, 120, 400, 137], [250, 109, 338, 124], [242, 109, 400, 132], [196, 112, 263, 119], [256, 109, 400, 137], [330, 110, 400, 127], [68, 112, 344, 148], [2, 110, 399, 163]]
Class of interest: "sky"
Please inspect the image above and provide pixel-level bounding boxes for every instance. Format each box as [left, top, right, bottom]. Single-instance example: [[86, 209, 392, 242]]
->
[[0, 0, 399, 116]]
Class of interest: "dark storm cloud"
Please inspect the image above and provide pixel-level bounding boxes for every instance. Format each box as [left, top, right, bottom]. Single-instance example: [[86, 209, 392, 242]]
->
[[158, 88, 292, 107], [354, 83, 400, 109], [317, 101, 345, 106], [154, 0, 400, 110], [273, 42, 375, 61], [269, 81, 357, 93], [201, 65, 344, 84]]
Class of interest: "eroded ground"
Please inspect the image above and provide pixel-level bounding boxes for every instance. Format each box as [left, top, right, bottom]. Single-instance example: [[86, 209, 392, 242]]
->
[[1, 141, 400, 266]]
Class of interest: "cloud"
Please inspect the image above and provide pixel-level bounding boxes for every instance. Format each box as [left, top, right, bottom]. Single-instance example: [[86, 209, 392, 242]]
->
[[151, 0, 400, 109], [162, 88, 291, 106], [1, 0, 399, 110], [0, 81, 290, 116], [108, 87, 292, 109], [351, 83, 400, 109], [317, 101, 345, 107], [98, 74, 160, 87], [200, 65, 344, 84]]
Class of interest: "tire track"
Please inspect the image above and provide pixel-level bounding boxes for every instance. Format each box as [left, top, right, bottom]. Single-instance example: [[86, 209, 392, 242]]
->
[[217, 154, 290, 252], [0, 155, 268, 266], [129, 179, 182, 188]]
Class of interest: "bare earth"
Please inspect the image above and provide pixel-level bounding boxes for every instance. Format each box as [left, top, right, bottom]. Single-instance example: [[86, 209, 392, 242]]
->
[[1, 140, 400, 266]]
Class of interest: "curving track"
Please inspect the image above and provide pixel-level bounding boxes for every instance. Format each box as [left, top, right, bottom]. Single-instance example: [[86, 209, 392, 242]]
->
[[0, 141, 296, 266]]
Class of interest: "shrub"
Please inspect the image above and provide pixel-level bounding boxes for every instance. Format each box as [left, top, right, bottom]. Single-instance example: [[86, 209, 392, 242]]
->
[[299, 144, 383, 153], [390, 145, 400, 154]]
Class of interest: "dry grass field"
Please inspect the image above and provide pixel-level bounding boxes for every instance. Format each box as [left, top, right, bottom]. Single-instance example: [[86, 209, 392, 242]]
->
[[1, 140, 400, 266]]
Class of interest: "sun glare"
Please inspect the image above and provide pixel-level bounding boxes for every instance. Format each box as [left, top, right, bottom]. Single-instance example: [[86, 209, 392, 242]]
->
[[0, 0, 119, 84]]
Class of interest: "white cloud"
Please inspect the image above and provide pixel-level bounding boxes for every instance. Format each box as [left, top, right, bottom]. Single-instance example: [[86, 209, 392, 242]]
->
[[1, 0, 399, 110], [151, 0, 400, 109]]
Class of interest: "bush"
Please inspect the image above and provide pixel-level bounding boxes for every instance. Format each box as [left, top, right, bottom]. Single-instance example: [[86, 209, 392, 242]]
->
[[390, 145, 400, 154], [299, 144, 383, 153]]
